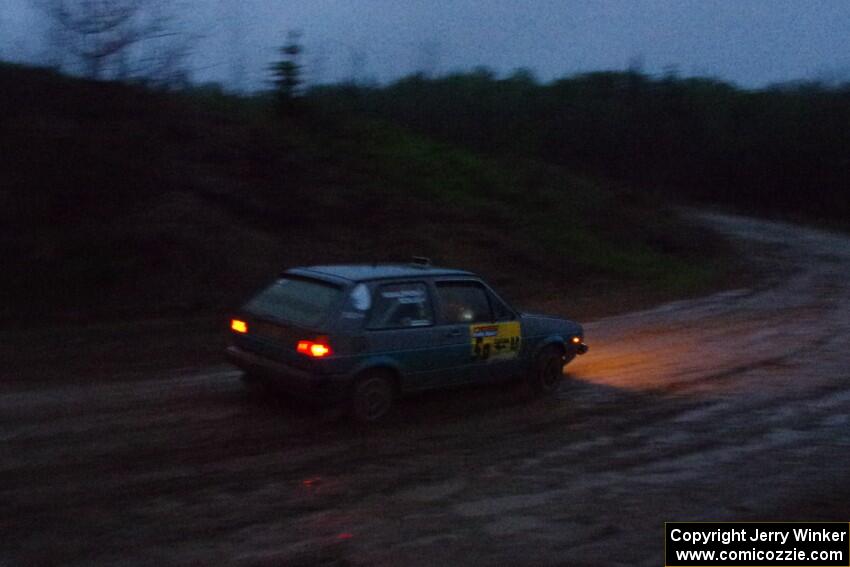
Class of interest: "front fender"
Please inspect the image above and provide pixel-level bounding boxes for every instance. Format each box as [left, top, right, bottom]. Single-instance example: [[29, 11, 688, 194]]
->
[[530, 336, 568, 363]]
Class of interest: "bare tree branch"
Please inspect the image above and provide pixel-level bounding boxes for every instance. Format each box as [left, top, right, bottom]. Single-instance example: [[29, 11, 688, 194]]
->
[[33, 0, 193, 84]]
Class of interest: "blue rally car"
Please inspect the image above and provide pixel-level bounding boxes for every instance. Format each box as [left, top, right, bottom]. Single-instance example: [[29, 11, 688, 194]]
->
[[226, 260, 588, 421]]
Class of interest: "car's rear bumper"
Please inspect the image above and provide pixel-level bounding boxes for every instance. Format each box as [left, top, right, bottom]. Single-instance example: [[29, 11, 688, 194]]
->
[[225, 345, 349, 403], [576, 342, 589, 355]]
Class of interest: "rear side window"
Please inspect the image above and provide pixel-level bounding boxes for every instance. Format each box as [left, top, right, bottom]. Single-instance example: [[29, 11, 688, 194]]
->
[[245, 277, 342, 327], [436, 282, 493, 324], [368, 282, 433, 329]]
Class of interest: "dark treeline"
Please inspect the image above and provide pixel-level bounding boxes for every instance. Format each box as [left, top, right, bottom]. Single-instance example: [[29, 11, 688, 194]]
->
[[311, 69, 850, 222]]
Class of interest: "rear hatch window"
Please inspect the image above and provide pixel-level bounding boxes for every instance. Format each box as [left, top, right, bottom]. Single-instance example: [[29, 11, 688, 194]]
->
[[244, 277, 343, 327]]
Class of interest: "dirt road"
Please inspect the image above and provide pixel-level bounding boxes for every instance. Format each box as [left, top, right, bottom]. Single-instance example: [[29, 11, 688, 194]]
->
[[3, 212, 849, 566]]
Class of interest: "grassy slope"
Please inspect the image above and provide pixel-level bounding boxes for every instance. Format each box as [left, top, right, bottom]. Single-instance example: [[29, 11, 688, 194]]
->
[[0, 63, 730, 329]]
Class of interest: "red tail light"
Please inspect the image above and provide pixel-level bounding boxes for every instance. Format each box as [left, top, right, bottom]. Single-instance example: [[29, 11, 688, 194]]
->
[[296, 339, 332, 358], [231, 319, 248, 333]]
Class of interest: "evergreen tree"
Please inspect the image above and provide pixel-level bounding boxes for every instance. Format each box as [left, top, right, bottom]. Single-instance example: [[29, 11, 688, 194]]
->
[[271, 31, 303, 110]]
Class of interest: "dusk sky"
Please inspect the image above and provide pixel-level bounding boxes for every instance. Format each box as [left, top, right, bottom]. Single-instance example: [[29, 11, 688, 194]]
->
[[3, 0, 850, 89]]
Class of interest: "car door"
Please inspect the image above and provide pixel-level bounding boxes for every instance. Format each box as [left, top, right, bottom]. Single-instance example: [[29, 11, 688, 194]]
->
[[432, 279, 500, 386], [479, 284, 523, 381], [363, 280, 451, 392]]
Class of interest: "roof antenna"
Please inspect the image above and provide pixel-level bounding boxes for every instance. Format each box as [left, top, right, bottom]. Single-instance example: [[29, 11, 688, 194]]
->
[[411, 256, 431, 266]]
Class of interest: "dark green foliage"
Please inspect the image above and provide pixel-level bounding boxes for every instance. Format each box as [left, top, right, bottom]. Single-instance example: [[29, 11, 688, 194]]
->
[[311, 70, 850, 223], [0, 63, 722, 324]]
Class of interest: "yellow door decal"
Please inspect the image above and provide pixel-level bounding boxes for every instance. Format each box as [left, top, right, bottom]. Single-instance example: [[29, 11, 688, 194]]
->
[[471, 321, 521, 361]]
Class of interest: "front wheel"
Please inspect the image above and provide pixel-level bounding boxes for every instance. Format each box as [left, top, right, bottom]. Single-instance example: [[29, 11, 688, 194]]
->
[[350, 372, 395, 423], [527, 346, 565, 397]]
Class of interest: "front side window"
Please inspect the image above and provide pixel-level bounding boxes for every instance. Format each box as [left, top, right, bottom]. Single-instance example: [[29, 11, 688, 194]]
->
[[244, 277, 342, 327], [488, 290, 515, 321], [368, 282, 433, 329], [436, 281, 493, 324]]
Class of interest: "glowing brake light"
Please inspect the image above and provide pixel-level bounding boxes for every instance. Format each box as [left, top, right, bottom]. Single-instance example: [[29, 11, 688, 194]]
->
[[231, 319, 248, 333], [571, 336, 582, 344], [310, 343, 331, 357], [296, 340, 332, 358]]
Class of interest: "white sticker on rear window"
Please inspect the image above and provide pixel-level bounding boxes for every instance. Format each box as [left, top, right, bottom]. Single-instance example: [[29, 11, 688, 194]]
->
[[381, 289, 425, 303], [351, 283, 371, 311]]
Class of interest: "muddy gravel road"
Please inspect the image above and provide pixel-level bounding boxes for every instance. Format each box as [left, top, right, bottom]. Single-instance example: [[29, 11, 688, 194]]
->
[[3, 212, 850, 566]]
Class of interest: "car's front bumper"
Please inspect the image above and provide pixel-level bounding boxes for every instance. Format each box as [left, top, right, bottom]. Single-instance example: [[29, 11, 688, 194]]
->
[[225, 345, 349, 403], [576, 342, 589, 355]]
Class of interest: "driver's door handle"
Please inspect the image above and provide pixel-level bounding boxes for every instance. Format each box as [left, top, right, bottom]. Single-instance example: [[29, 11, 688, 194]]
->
[[446, 329, 462, 337]]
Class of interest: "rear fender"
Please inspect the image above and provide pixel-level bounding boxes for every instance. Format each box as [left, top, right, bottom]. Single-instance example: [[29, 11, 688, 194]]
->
[[348, 356, 404, 392]]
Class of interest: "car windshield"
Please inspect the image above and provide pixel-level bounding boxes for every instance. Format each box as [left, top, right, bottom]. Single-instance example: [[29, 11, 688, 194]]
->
[[244, 277, 342, 327]]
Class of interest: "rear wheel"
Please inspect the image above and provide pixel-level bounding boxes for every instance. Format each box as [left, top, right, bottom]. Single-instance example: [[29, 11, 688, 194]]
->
[[528, 346, 565, 397], [239, 371, 261, 386], [350, 372, 395, 423], [239, 372, 270, 395]]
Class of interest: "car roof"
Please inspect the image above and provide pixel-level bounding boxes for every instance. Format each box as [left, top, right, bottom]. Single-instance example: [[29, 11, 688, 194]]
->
[[290, 263, 475, 283]]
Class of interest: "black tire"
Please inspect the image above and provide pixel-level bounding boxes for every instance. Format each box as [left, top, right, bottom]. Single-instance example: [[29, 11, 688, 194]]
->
[[528, 346, 565, 397], [239, 371, 261, 385], [239, 371, 270, 395], [350, 371, 395, 423]]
